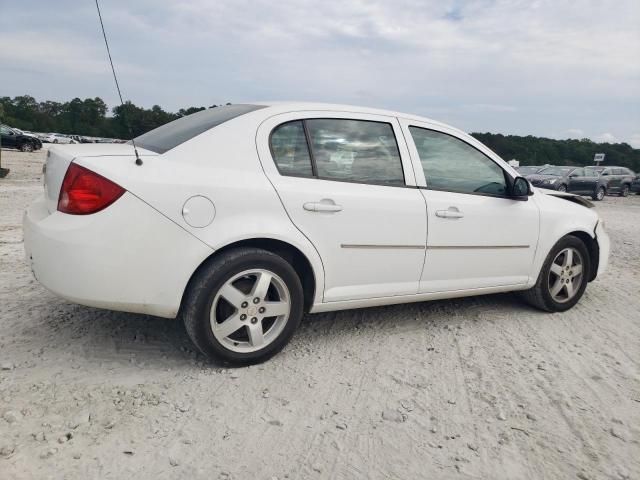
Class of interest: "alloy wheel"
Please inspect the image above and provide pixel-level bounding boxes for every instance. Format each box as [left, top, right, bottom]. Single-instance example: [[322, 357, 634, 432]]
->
[[548, 247, 584, 303], [210, 269, 291, 353], [597, 187, 605, 200], [557, 185, 567, 192]]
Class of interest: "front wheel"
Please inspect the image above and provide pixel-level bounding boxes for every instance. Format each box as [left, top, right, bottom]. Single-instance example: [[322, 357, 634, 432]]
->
[[519, 236, 591, 312], [557, 184, 567, 192], [181, 248, 304, 365], [620, 184, 630, 197], [592, 186, 605, 201], [20, 143, 34, 152]]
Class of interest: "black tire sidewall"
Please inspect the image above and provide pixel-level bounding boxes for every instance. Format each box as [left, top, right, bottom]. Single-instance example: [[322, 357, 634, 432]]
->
[[185, 250, 304, 365], [557, 184, 567, 192], [539, 236, 591, 312]]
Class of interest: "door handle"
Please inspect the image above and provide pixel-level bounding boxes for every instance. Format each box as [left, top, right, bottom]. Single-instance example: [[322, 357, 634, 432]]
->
[[303, 200, 343, 213], [435, 207, 464, 219]]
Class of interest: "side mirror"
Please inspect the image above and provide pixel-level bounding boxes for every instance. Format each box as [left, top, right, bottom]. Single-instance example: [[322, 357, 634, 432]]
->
[[601, 171, 609, 176], [511, 176, 531, 200]]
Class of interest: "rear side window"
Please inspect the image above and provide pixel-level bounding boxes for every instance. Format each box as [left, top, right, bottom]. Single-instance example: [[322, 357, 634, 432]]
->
[[134, 104, 266, 154], [269, 118, 405, 187], [270, 121, 313, 177]]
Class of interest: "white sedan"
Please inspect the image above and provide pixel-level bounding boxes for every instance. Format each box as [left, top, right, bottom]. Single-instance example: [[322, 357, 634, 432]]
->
[[23, 103, 610, 364]]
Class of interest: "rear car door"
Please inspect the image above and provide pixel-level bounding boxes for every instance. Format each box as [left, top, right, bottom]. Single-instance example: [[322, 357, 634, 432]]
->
[[400, 120, 539, 293], [256, 112, 427, 302]]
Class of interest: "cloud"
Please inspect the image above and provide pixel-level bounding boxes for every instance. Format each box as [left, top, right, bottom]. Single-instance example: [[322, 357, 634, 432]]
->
[[594, 132, 619, 143], [566, 129, 585, 138], [1, 0, 639, 145]]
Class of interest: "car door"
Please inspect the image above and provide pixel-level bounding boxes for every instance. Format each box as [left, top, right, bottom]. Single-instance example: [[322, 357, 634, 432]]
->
[[0, 126, 16, 148], [582, 168, 600, 194], [567, 168, 586, 194], [256, 112, 427, 302], [399, 119, 539, 293]]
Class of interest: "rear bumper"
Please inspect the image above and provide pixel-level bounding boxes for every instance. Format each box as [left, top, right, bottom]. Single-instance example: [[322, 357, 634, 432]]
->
[[594, 220, 610, 278], [23, 193, 213, 318]]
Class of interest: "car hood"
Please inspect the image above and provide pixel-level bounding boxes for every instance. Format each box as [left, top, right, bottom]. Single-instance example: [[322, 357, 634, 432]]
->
[[537, 188, 594, 208]]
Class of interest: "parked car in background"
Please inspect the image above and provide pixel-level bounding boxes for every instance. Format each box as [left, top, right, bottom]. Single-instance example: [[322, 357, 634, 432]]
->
[[23, 102, 610, 364], [631, 173, 640, 195], [515, 165, 545, 175], [40, 133, 77, 144], [525, 166, 607, 200], [586, 166, 635, 197], [1, 124, 43, 152]]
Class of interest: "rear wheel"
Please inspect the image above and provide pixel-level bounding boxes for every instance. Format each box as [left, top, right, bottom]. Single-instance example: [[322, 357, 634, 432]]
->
[[592, 186, 605, 201], [182, 248, 304, 365], [519, 236, 590, 312], [20, 143, 34, 152], [557, 184, 567, 192], [620, 184, 630, 197]]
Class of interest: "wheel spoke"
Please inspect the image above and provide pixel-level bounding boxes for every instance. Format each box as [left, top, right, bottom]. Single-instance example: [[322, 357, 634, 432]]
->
[[252, 272, 272, 300], [213, 314, 244, 338], [219, 283, 246, 308], [247, 323, 265, 347], [563, 249, 573, 267], [263, 301, 289, 317], [571, 264, 582, 277], [550, 263, 563, 275], [550, 278, 564, 297], [565, 281, 575, 298]]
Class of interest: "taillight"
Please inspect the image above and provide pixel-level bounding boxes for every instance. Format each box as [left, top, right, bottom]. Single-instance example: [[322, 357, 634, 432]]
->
[[58, 163, 125, 215]]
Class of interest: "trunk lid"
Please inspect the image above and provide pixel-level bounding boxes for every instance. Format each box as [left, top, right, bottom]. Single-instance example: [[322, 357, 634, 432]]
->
[[43, 144, 157, 213]]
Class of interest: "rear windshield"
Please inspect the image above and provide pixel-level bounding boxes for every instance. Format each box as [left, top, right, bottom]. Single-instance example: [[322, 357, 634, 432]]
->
[[133, 104, 266, 154]]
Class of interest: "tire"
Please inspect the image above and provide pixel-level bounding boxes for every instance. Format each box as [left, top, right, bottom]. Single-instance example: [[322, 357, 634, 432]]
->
[[592, 186, 605, 201], [620, 184, 630, 197], [181, 247, 304, 365], [53, 139, 58, 144], [20, 143, 34, 152], [519, 235, 591, 312], [557, 184, 567, 192]]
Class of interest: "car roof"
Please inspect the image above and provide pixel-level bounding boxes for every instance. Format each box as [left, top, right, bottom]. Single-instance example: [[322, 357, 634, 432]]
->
[[252, 101, 455, 130]]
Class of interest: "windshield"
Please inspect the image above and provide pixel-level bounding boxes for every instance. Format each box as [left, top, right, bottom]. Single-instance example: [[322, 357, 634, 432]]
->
[[517, 166, 541, 175], [539, 166, 573, 176], [133, 104, 266, 154]]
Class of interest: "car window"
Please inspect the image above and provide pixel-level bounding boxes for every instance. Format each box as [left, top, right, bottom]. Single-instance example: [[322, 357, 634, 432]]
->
[[134, 104, 266, 154], [613, 168, 623, 175], [538, 166, 572, 176], [305, 119, 405, 186], [584, 168, 598, 177], [570, 168, 585, 177], [409, 127, 507, 197], [270, 121, 313, 177], [0, 126, 11, 135]]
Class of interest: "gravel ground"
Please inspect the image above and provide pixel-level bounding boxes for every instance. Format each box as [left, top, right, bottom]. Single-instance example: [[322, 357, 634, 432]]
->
[[1, 148, 639, 480]]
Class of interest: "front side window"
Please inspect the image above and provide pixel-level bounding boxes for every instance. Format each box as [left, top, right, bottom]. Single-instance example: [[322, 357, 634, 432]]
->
[[409, 127, 507, 196], [570, 168, 585, 177], [269, 118, 405, 186]]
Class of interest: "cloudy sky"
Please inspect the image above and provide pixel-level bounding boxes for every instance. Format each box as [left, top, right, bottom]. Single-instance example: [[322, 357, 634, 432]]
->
[[1, 0, 639, 145]]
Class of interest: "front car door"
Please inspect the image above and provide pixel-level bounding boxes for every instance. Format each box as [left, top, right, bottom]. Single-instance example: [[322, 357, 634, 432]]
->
[[399, 119, 539, 293], [257, 112, 427, 302], [567, 168, 586, 194], [0, 126, 17, 148]]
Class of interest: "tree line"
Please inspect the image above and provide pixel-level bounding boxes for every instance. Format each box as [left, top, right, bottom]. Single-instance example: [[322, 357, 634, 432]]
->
[[1, 95, 638, 171]]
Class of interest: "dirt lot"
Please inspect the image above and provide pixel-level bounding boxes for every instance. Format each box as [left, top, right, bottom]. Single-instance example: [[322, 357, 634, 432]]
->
[[1, 148, 639, 479]]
